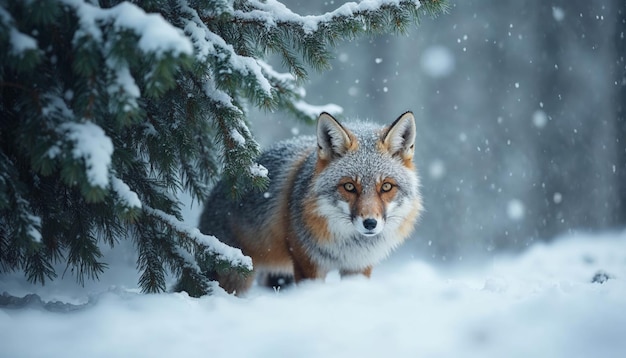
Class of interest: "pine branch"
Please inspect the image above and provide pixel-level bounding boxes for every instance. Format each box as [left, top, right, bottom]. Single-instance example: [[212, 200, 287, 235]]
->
[[24, 250, 57, 286], [0, 4, 42, 72], [180, 1, 276, 106], [0, 153, 49, 282], [63, 232, 107, 286], [201, 0, 448, 74], [143, 206, 253, 271], [135, 220, 168, 293]]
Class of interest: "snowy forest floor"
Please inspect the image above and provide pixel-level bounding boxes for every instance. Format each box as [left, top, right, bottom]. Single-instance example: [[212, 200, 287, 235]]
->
[[1, 231, 626, 358]]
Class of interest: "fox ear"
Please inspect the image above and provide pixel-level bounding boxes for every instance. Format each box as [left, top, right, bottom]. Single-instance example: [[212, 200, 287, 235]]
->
[[383, 111, 416, 160], [317, 112, 354, 160]]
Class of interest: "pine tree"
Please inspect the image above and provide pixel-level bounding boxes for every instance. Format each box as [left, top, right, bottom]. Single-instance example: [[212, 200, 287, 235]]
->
[[0, 0, 447, 296]]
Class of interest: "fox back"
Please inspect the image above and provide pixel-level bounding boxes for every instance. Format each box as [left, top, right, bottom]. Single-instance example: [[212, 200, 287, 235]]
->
[[198, 112, 422, 295]]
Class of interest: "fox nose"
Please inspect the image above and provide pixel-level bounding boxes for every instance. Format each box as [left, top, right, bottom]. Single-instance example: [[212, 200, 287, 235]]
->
[[363, 218, 378, 231]]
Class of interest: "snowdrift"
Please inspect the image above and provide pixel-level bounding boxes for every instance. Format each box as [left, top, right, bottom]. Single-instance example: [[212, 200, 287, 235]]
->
[[1, 232, 625, 358]]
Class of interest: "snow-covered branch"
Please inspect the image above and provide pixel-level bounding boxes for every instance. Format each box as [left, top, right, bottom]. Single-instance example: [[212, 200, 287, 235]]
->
[[0, 6, 38, 56], [58, 121, 113, 190], [231, 0, 423, 34], [143, 206, 253, 270], [62, 0, 192, 58], [110, 176, 142, 210]]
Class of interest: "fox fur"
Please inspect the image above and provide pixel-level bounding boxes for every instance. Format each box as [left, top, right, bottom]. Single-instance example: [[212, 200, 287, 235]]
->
[[199, 112, 423, 295]]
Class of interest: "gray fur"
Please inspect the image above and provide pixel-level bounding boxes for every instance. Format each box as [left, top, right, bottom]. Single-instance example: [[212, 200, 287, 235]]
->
[[198, 136, 313, 246]]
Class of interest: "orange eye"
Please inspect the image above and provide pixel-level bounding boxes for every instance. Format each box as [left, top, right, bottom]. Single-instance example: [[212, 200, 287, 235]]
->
[[381, 182, 393, 192], [343, 182, 356, 192]]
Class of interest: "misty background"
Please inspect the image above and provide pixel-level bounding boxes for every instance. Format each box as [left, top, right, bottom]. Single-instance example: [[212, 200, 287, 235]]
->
[[248, 0, 626, 264]]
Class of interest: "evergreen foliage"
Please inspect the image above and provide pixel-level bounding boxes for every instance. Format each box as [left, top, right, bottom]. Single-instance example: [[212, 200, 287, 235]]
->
[[0, 0, 447, 296]]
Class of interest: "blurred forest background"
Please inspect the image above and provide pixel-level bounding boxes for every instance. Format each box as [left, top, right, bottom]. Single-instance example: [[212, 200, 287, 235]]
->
[[248, 0, 626, 263]]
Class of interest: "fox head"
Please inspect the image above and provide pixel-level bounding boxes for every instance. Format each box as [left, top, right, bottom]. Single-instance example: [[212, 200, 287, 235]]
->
[[308, 112, 422, 241]]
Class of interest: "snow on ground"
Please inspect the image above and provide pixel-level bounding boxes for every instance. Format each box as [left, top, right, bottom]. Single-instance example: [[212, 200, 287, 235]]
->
[[1, 231, 625, 358]]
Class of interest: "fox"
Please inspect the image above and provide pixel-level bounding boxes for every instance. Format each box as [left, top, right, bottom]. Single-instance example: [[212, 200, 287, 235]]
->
[[198, 111, 423, 295]]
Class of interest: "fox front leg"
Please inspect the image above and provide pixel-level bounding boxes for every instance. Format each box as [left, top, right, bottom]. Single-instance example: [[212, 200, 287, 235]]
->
[[288, 244, 327, 283], [339, 266, 373, 278]]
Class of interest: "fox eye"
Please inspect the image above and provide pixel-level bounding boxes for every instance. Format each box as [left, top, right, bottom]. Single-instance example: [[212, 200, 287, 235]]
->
[[381, 182, 393, 193], [343, 182, 356, 193]]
